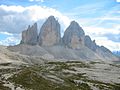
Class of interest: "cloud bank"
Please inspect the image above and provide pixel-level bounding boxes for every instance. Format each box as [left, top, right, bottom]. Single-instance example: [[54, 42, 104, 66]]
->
[[0, 5, 70, 34]]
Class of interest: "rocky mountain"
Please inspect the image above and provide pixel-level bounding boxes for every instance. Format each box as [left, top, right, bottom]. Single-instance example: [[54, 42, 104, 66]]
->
[[0, 16, 120, 90], [38, 16, 61, 46], [8, 15, 119, 62], [63, 21, 85, 49], [20, 23, 38, 45]]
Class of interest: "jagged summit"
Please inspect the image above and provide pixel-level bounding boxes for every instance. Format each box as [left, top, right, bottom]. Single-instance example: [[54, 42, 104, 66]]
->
[[21, 22, 38, 45], [17, 15, 119, 61], [66, 21, 85, 36], [38, 15, 61, 46], [47, 15, 56, 22], [63, 21, 85, 49]]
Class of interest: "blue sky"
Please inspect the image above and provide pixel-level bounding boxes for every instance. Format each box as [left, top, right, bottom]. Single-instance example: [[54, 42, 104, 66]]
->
[[0, 0, 120, 51]]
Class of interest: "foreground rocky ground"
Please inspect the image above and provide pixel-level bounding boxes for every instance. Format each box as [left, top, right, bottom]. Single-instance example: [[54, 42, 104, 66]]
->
[[0, 60, 120, 90]]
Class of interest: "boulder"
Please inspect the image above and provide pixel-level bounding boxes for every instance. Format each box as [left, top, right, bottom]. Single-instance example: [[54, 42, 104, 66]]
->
[[38, 16, 61, 46], [63, 21, 85, 49], [21, 23, 38, 45]]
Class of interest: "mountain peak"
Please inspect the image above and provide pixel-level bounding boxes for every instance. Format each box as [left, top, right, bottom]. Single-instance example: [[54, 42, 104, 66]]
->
[[71, 21, 79, 26], [38, 15, 61, 46], [68, 21, 85, 36], [47, 15, 56, 21]]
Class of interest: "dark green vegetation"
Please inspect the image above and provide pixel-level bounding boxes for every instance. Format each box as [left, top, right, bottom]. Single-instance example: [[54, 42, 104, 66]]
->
[[0, 61, 120, 90], [8, 67, 68, 90], [7, 62, 92, 90], [89, 61, 102, 64], [47, 61, 90, 69], [0, 63, 11, 66], [109, 63, 120, 68]]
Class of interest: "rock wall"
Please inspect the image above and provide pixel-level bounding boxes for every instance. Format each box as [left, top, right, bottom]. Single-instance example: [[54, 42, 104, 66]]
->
[[38, 16, 61, 46], [84, 35, 97, 51], [63, 21, 85, 49], [21, 23, 38, 45]]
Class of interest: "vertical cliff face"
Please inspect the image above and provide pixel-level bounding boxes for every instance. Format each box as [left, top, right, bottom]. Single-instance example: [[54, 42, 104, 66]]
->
[[21, 23, 38, 45], [38, 16, 61, 46], [63, 21, 85, 49]]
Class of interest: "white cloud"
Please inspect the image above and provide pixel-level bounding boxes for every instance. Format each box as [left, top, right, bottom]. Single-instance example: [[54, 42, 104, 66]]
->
[[0, 32, 13, 36], [116, 0, 120, 2], [25, 5, 70, 27], [95, 37, 120, 51], [0, 31, 21, 46], [29, 0, 44, 2], [84, 26, 120, 36], [0, 5, 70, 34], [0, 34, 21, 46], [0, 5, 25, 13]]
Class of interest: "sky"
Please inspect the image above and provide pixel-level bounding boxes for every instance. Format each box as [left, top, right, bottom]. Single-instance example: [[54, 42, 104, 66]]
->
[[0, 0, 120, 51]]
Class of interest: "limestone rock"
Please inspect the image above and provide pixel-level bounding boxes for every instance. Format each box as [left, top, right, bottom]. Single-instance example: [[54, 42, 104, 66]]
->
[[21, 23, 38, 45], [100, 46, 112, 53], [18, 15, 119, 61], [63, 21, 85, 49], [84, 35, 97, 51], [38, 16, 61, 46], [96, 46, 119, 61]]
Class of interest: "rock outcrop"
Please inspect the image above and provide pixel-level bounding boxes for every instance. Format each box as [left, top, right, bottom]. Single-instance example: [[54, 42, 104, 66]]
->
[[63, 21, 85, 49], [21, 23, 38, 45], [84, 35, 97, 51], [38, 16, 61, 46], [96, 46, 119, 61], [18, 16, 119, 61]]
